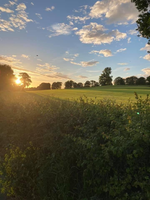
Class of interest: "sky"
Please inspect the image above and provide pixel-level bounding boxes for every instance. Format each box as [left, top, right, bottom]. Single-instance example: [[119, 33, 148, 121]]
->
[[0, 0, 150, 87]]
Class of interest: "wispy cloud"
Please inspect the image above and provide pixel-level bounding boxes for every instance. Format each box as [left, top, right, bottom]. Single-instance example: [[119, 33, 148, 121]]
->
[[124, 68, 130, 71], [116, 48, 127, 53], [143, 54, 150, 61], [78, 75, 88, 78], [71, 60, 99, 67], [31, 2, 34, 6], [90, 49, 113, 57], [45, 6, 55, 11], [142, 68, 150, 76], [35, 13, 42, 20], [118, 63, 128, 65], [21, 54, 29, 59], [140, 44, 150, 51]]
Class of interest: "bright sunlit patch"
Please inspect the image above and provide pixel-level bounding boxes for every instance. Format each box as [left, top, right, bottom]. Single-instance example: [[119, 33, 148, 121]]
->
[[16, 78, 21, 85]]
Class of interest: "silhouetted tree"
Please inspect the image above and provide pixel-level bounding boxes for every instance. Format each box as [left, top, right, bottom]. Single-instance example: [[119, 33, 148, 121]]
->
[[37, 83, 51, 90], [77, 82, 83, 88], [99, 67, 113, 86], [73, 82, 78, 88], [136, 77, 146, 85], [64, 80, 74, 89], [147, 76, 150, 85], [19, 72, 32, 89], [91, 80, 96, 87], [52, 82, 62, 89], [0, 64, 15, 90], [114, 77, 125, 85], [131, 0, 150, 45], [84, 81, 91, 87], [125, 76, 138, 85], [95, 82, 99, 87]]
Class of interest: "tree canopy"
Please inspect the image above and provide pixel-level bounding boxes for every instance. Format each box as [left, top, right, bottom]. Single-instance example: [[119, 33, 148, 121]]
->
[[19, 72, 32, 89], [132, 0, 150, 44], [0, 64, 15, 90], [99, 67, 113, 86], [114, 77, 125, 85], [37, 83, 51, 90]]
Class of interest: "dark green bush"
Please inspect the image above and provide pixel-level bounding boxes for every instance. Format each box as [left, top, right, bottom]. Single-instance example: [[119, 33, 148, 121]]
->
[[0, 92, 150, 200]]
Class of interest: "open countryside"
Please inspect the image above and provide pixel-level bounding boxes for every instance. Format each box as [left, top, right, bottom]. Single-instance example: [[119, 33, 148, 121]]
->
[[1, 0, 150, 199], [29, 86, 150, 103]]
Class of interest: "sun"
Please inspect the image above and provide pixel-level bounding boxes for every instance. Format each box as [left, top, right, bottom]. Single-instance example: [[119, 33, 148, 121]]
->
[[15, 78, 21, 85]]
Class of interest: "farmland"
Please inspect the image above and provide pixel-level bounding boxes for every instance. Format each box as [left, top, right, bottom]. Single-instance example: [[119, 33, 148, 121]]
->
[[28, 85, 150, 103]]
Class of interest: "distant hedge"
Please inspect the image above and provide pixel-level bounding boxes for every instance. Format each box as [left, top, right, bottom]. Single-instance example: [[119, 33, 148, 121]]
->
[[0, 92, 150, 200]]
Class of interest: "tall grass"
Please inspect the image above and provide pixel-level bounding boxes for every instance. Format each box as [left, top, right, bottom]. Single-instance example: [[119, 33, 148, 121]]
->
[[0, 92, 150, 200]]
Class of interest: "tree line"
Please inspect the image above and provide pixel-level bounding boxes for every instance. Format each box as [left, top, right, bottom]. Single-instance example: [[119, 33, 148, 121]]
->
[[1, 64, 150, 91]]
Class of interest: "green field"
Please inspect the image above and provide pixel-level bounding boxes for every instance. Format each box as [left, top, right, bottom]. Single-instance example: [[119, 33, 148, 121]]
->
[[28, 85, 150, 103]]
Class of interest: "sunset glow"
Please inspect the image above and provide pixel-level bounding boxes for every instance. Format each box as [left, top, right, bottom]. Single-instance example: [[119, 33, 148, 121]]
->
[[15, 78, 21, 85]]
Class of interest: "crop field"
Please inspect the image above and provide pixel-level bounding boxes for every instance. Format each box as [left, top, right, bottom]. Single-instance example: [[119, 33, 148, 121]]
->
[[28, 85, 150, 103], [0, 86, 150, 199]]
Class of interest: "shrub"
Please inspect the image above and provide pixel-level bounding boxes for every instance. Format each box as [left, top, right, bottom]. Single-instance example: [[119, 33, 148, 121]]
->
[[0, 92, 150, 199]]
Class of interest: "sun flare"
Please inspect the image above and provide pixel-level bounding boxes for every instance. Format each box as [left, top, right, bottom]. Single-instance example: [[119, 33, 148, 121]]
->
[[16, 78, 21, 85]]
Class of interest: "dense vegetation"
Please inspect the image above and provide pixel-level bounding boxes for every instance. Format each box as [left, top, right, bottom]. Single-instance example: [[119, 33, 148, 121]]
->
[[0, 92, 150, 200]]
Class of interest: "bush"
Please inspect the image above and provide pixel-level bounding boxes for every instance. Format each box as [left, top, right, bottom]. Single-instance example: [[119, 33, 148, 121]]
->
[[0, 92, 150, 200]]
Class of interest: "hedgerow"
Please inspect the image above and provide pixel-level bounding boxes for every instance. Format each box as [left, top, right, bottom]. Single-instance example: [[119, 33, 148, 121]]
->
[[0, 92, 150, 200]]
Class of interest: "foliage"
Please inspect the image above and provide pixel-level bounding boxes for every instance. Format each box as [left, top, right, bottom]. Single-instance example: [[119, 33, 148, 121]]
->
[[19, 72, 32, 89], [52, 82, 62, 89], [0, 64, 15, 90], [37, 83, 51, 90], [136, 77, 146, 85], [147, 76, 150, 85], [114, 77, 125, 85], [125, 76, 138, 85], [84, 81, 91, 87], [0, 92, 150, 199], [131, 0, 150, 44], [99, 67, 113, 86], [64, 80, 74, 89]]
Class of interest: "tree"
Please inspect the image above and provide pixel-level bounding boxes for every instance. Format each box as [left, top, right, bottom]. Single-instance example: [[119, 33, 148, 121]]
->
[[84, 81, 91, 87], [19, 73, 32, 89], [147, 76, 150, 85], [95, 82, 99, 87], [73, 82, 78, 88], [77, 82, 83, 88], [37, 83, 51, 90], [125, 76, 138, 85], [91, 80, 96, 87], [0, 64, 15, 90], [114, 77, 125, 85], [52, 82, 62, 89], [131, 0, 150, 45], [99, 67, 113, 86], [64, 80, 74, 89], [136, 77, 146, 85]]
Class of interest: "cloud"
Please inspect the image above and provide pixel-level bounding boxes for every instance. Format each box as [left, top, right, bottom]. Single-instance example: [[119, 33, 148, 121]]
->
[[116, 48, 127, 53], [4, 1, 16, 7], [70, 61, 81, 66], [67, 15, 90, 24], [16, 3, 26, 11], [124, 68, 130, 71], [142, 68, 150, 76], [74, 53, 79, 57], [0, 3, 33, 32], [141, 44, 150, 51], [118, 63, 128, 65], [37, 63, 58, 70], [72, 27, 78, 31], [21, 54, 29, 59], [90, 49, 113, 57], [143, 54, 150, 61], [76, 23, 127, 45], [0, 55, 22, 67], [81, 61, 99, 67], [63, 58, 74, 61], [128, 37, 131, 43], [48, 23, 72, 37], [31, 2, 34, 6], [86, 70, 100, 73], [89, 0, 139, 24], [37, 59, 42, 61], [45, 6, 55, 11], [35, 13, 42, 19], [0, 6, 14, 13], [129, 29, 137, 35], [78, 75, 88, 78]]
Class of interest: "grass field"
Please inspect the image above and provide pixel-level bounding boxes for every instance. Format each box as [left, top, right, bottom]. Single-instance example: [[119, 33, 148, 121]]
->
[[28, 85, 150, 103]]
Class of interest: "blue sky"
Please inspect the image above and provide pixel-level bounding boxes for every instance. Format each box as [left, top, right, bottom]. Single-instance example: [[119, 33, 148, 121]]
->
[[0, 0, 150, 87]]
